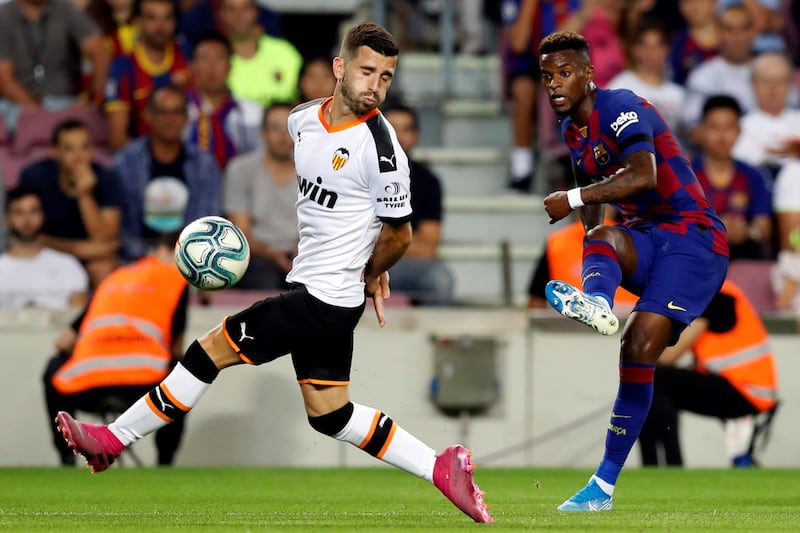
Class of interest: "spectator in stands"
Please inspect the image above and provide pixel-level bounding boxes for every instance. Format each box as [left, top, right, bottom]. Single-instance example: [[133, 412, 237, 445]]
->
[[104, 0, 190, 151], [114, 85, 222, 260], [185, 31, 261, 171], [608, 19, 686, 134], [527, 214, 638, 310], [86, 0, 137, 58], [638, 280, 778, 468], [43, 190, 189, 466], [0, 0, 111, 131], [383, 104, 454, 306], [223, 102, 296, 290], [683, 3, 758, 132], [19, 118, 124, 288], [669, 0, 719, 85], [693, 96, 772, 260], [298, 55, 336, 103], [719, 0, 786, 53], [178, 0, 281, 53], [219, 0, 302, 108], [771, 159, 800, 331], [732, 52, 800, 179], [0, 185, 89, 309]]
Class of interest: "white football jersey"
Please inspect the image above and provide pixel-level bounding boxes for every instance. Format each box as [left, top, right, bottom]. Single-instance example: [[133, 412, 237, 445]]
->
[[286, 98, 412, 307]]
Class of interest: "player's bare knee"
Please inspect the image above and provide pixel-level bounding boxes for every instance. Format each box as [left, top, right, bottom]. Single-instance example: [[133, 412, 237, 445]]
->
[[197, 324, 242, 369], [620, 327, 664, 364]]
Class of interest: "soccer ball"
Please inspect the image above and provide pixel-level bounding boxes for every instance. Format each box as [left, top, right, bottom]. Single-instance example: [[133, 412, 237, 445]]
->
[[175, 216, 250, 290]]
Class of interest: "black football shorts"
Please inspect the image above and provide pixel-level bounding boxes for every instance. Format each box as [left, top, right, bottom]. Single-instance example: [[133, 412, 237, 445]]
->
[[223, 284, 365, 385]]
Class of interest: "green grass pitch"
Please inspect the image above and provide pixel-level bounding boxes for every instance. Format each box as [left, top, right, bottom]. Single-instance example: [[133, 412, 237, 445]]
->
[[1, 467, 799, 531]]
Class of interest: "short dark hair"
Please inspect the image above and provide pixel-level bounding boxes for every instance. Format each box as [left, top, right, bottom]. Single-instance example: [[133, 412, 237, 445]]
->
[[631, 18, 670, 47], [340, 22, 399, 62], [147, 84, 188, 112], [538, 31, 591, 62], [192, 30, 232, 58], [51, 118, 90, 146], [382, 103, 419, 132], [5, 185, 42, 213], [702, 95, 742, 120], [261, 101, 294, 129], [133, 0, 177, 19]]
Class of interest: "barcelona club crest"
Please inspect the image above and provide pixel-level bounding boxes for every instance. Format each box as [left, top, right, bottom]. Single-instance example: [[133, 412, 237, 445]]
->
[[332, 147, 350, 171], [593, 143, 609, 165]]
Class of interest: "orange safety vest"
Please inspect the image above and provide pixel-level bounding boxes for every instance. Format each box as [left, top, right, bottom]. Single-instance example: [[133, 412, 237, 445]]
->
[[52, 256, 187, 395], [693, 280, 778, 412], [546, 219, 638, 307]]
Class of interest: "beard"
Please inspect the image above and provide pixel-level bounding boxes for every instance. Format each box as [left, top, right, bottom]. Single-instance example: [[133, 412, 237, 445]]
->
[[339, 73, 380, 116], [10, 227, 40, 243]]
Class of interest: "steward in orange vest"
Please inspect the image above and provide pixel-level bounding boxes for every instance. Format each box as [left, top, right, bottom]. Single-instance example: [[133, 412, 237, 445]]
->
[[43, 241, 189, 467], [528, 217, 638, 308], [638, 280, 778, 467]]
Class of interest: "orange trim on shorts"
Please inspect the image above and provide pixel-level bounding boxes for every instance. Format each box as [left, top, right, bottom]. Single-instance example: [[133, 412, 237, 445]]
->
[[161, 383, 190, 412], [221, 316, 255, 365], [145, 395, 173, 423], [358, 411, 382, 449], [376, 423, 397, 459], [297, 378, 350, 386]]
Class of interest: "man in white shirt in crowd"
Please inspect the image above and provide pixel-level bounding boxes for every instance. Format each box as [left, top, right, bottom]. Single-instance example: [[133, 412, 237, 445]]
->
[[0, 186, 88, 309], [683, 3, 758, 132], [732, 52, 800, 178]]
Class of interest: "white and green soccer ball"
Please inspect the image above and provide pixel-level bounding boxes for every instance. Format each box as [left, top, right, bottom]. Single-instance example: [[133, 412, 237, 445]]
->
[[175, 216, 250, 290]]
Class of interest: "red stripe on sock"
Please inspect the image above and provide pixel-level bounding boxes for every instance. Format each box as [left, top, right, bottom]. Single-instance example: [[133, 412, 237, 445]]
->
[[583, 241, 618, 261], [619, 364, 655, 383]]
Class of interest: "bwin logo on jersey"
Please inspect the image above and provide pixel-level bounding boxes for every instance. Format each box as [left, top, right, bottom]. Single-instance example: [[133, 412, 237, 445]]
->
[[298, 175, 339, 208], [332, 147, 350, 171], [609, 111, 639, 137]]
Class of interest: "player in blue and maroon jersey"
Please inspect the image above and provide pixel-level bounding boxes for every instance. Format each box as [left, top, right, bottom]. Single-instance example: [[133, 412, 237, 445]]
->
[[537, 31, 729, 512]]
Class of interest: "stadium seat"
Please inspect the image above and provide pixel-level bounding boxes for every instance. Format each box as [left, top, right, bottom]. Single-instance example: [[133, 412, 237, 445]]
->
[[13, 105, 108, 156], [726, 260, 777, 314]]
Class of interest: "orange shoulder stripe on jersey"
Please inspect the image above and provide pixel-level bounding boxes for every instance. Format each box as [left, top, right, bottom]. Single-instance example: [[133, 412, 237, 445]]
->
[[145, 394, 174, 423], [317, 97, 380, 133], [161, 383, 190, 412], [376, 423, 397, 459], [358, 411, 382, 449]]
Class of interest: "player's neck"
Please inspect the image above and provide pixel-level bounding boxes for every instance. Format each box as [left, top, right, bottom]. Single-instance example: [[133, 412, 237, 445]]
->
[[325, 96, 366, 127], [571, 89, 597, 127]]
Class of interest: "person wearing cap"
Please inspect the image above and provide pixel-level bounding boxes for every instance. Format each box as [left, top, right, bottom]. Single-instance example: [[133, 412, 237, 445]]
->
[[114, 85, 222, 260], [41, 183, 190, 466]]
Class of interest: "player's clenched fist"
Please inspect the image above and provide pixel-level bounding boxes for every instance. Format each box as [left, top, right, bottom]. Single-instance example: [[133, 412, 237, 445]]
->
[[544, 190, 572, 224]]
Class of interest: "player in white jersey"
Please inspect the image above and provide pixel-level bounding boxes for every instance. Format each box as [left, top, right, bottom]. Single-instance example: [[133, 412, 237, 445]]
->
[[54, 22, 493, 524]]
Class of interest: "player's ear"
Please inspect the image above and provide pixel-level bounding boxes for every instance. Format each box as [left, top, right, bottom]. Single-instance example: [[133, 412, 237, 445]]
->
[[332, 57, 345, 82], [584, 63, 595, 86]]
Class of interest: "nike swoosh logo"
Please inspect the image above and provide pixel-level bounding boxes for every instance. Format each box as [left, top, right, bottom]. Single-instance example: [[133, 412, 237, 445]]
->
[[611, 413, 632, 419], [667, 301, 687, 311]]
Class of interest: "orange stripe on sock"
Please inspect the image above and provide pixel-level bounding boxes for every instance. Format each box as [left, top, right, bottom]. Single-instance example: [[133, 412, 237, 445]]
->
[[358, 412, 381, 449], [160, 384, 190, 412], [145, 395, 173, 423], [376, 423, 397, 459]]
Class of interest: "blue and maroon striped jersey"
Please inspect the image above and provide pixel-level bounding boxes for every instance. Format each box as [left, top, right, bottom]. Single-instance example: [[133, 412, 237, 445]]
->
[[561, 88, 729, 257]]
